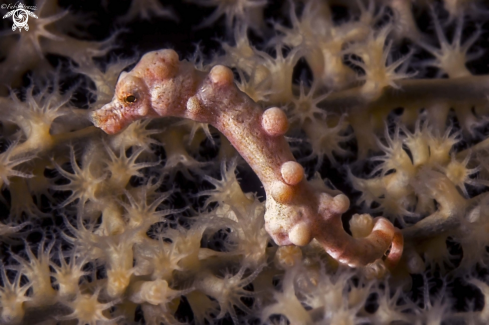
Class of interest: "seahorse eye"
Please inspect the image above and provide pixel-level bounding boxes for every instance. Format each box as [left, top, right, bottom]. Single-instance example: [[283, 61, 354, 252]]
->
[[125, 95, 136, 103]]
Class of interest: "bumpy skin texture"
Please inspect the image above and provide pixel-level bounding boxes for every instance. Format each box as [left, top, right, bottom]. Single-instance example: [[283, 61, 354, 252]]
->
[[91, 49, 403, 268]]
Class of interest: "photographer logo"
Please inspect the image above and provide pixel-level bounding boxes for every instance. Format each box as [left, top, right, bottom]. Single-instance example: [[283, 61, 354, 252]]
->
[[2, 2, 38, 32]]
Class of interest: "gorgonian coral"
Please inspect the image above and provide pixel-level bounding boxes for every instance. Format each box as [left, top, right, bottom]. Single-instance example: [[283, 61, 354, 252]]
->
[[1, 0, 489, 324]]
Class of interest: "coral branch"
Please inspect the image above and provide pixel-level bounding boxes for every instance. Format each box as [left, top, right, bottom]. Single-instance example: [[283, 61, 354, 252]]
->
[[91, 49, 403, 268]]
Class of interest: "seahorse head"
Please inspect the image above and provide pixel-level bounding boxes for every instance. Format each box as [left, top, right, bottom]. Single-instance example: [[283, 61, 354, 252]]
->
[[91, 49, 181, 134]]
